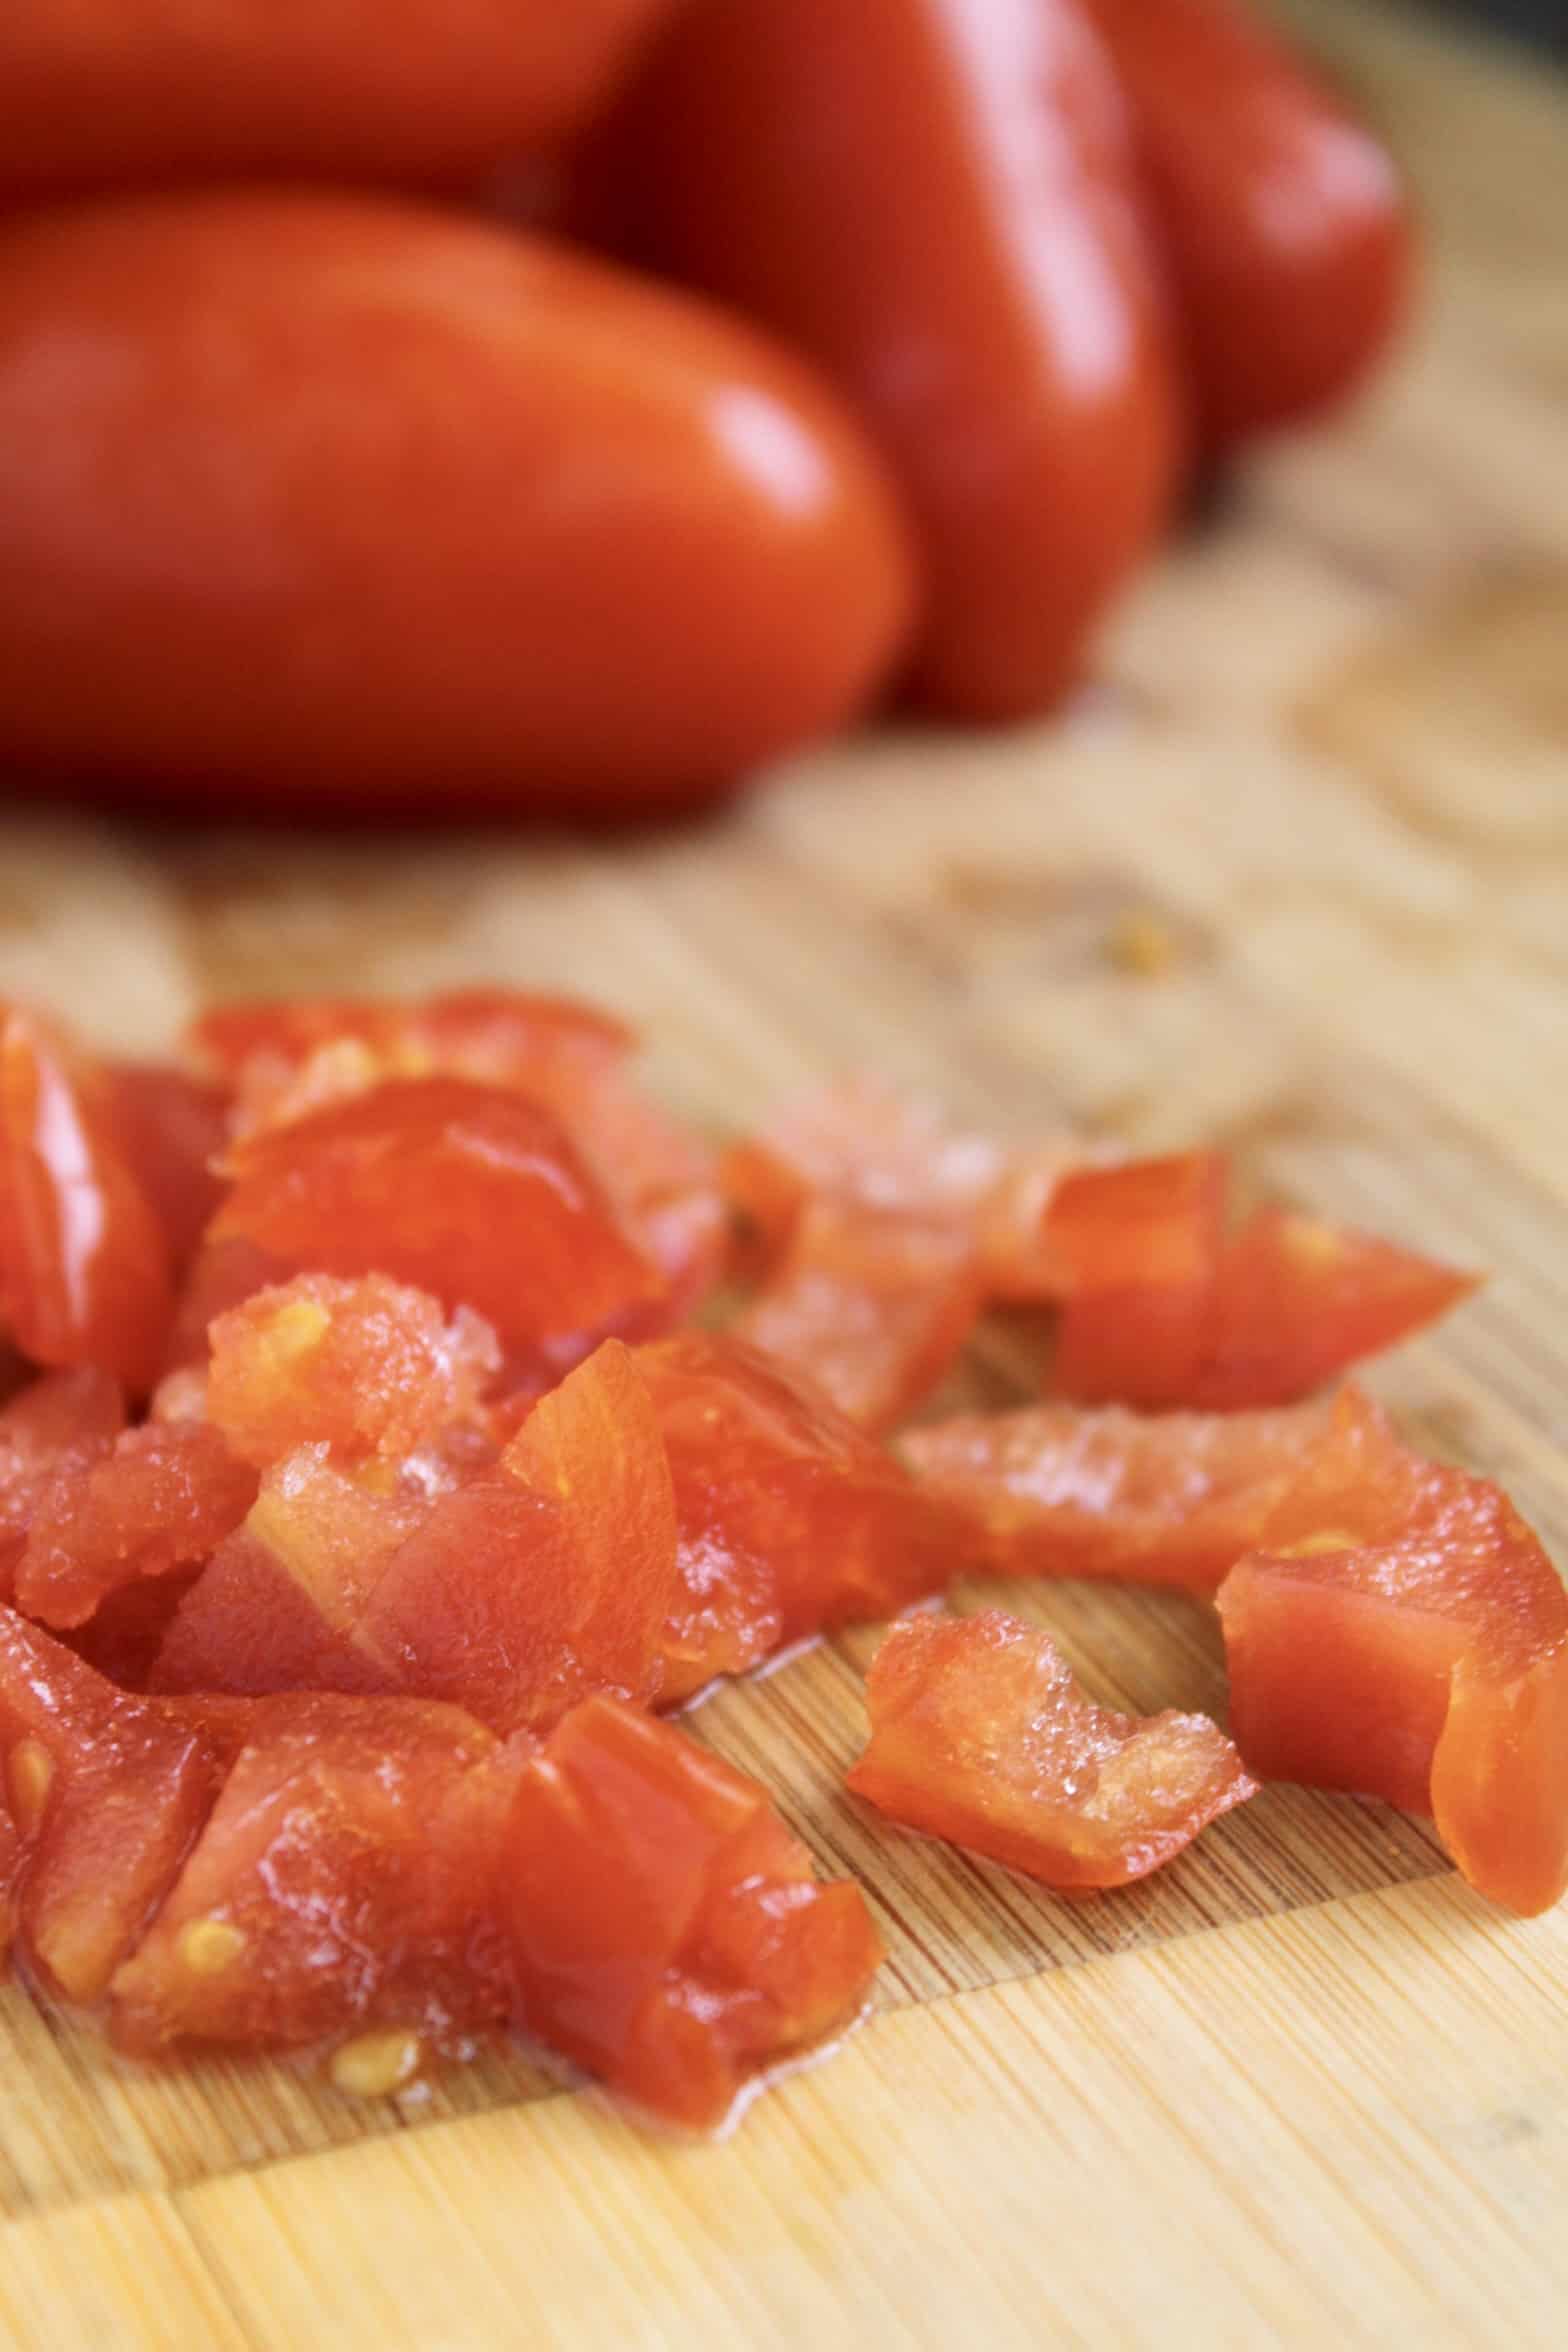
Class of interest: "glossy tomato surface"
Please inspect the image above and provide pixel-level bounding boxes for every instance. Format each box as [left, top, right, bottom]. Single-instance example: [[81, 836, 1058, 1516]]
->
[[586, 0, 1182, 718], [0, 196, 915, 816], [1086, 0, 1414, 446]]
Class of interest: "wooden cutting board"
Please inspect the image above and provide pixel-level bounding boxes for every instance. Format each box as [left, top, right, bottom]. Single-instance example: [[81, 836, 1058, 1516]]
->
[[2, 3, 1566, 2342]]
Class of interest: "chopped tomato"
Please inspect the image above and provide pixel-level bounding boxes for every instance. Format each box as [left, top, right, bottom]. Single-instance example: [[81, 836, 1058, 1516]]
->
[[0, 1364, 124, 1594], [1045, 1154, 1475, 1408], [1217, 1390, 1568, 1914], [211, 1076, 665, 1367], [500, 1693, 883, 2129], [164, 1234, 295, 1374], [206, 1273, 500, 1467], [360, 1340, 679, 1731], [0, 1006, 173, 1392], [738, 1200, 981, 1431], [722, 1077, 1083, 1301], [637, 1333, 974, 1701], [901, 1392, 1338, 1591], [1187, 1207, 1480, 1409], [1045, 1151, 1228, 1406], [15, 1420, 257, 1629], [105, 1062, 230, 1272], [847, 1608, 1256, 1888], [111, 1693, 520, 2064], [0, 1783, 17, 1970], [0, 1604, 220, 2001]]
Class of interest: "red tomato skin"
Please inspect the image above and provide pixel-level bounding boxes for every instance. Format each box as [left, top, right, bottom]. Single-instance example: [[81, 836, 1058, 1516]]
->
[[0, 195, 915, 818], [0, 2, 678, 197], [585, 0, 1183, 719], [1084, 0, 1414, 448]]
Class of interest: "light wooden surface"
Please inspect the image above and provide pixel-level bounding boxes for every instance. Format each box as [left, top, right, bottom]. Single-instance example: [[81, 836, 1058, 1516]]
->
[[2, 2, 1566, 2342]]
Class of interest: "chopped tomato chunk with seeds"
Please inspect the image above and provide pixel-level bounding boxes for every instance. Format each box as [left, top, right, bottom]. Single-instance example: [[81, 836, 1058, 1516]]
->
[[0, 1365, 124, 1595], [848, 1609, 1256, 1888], [500, 1693, 883, 2129], [105, 1063, 230, 1273], [15, 1420, 257, 1629], [0, 1007, 173, 1392], [1217, 1389, 1568, 1914], [902, 1392, 1338, 1591], [1044, 1153, 1475, 1408], [206, 1273, 500, 1467]]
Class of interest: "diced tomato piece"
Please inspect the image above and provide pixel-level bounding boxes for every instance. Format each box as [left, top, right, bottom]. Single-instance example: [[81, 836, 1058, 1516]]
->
[[15, 1421, 258, 1629], [1217, 1391, 1568, 1914], [0, 1605, 220, 2001], [721, 1078, 1084, 1303], [154, 1446, 427, 1697], [104, 1063, 230, 1272], [361, 1340, 679, 1732], [211, 1077, 664, 1366], [737, 1201, 982, 1431], [163, 1234, 295, 1374], [0, 1006, 173, 1392], [1188, 1207, 1480, 1409], [499, 1694, 883, 2129], [848, 1609, 1256, 1888], [110, 1694, 521, 2065], [64, 1568, 207, 1691], [637, 1333, 975, 1701], [1045, 1151, 1228, 1406], [0, 1364, 124, 1594], [901, 1393, 1337, 1592], [0, 1782, 19, 1971], [1046, 1157, 1476, 1409], [207, 1273, 500, 1468]]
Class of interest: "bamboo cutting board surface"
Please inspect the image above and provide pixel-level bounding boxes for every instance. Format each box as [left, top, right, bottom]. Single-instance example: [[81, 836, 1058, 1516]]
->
[[2, 3, 1567, 2342]]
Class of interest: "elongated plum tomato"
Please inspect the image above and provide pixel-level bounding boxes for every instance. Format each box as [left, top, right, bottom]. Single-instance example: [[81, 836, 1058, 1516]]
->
[[1083, 0, 1414, 448], [0, 1, 678, 196], [0, 195, 915, 818], [581, 0, 1183, 720]]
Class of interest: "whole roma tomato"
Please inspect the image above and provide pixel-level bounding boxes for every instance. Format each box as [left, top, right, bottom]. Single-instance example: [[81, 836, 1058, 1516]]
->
[[0, 194, 915, 817], [0, 2, 678, 197], [1084, 0, 1414, 447], [581, 0, 1184, 720]]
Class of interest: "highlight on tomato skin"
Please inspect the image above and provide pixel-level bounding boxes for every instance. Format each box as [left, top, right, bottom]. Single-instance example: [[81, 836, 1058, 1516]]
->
[[847, 1609, 1256, 1889], [582, 0, 1184, 721], [1083, 0, 1415, 449], [1216, 1388, 1568, 1916]]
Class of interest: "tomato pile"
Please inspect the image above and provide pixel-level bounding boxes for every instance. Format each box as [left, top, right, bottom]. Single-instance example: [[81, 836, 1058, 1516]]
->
[[0, 987, 1561, 2130], [0, 0, 1411, 817]]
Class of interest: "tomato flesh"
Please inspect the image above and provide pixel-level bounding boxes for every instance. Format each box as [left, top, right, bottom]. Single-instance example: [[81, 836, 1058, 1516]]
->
[[212, 1075, 665, 1367], [848, 1608, 1256, 1888], [111, 1694, 518, 2061], [500, 1693, 883, 2129], [0, 1604, 220, 2001], [1217, 1390, 1568, 1914], [105, 1063, 229, 1273], [0, 1364, 125, 1595], [637, 1333, 974, 1701], [15, 1420, 257, 1629], [902, 1392, 1338, 1591]]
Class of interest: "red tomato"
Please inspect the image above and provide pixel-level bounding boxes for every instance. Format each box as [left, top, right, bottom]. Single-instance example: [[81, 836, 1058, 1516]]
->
[[583, 0, 1183, 718], [1084, 0, 1415, 447], [0, 1, 678, 195], [848, 1609, 1255, 1888], [211, 1077, 663, 1366], [902, 1391, 1338, 1592], [636, 1334, 976, 1701], [0, 1782, 18, 1972], [0, 1603, 220, 2002], [14, 1421, 257, 1631], [1044, 1155, 1475, 1409], [0, 195, 915, 817], [0, 1008, 173, 1394], [1217, 1391, 1568, 1915], [0, 1366, 125, 1595], [104, 1064, 230, 1274], [500, 1693, 883, 2129], [111, 1695, 519, 2064]]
